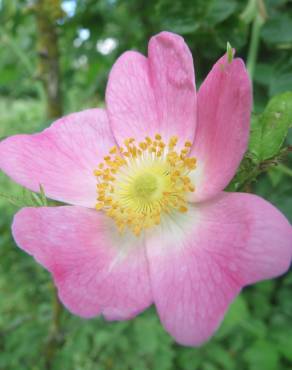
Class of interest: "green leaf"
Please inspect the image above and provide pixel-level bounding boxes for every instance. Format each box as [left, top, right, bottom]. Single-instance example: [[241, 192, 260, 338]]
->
[[271, 325, 292, 361], [0, 186, 52, 209], [268, 166, 284, 187], [160, 18, 200, 35], [244, 340, 279, 370], [270, 71, 292, 96], [261, 14, 292, 46], [254, 63, 274, 87], [241, 317, 267, 339], [206, 0, 237, 25], [216, 295, 249, 338], [0, 192, 26, 207], [240, 0, 257, 24], [249, 92, 292, 161]]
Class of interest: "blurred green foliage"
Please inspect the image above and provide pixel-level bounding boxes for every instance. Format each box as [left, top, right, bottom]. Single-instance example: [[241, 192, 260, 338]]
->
[[0, 0, 292, 369]]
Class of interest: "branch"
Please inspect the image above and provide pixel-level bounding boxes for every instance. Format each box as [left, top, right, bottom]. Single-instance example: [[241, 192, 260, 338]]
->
[[35, 0, 63, 119]]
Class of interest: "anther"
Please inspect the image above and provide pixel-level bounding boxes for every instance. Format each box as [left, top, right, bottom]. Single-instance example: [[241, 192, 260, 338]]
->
[[94, 133, 197, 236]]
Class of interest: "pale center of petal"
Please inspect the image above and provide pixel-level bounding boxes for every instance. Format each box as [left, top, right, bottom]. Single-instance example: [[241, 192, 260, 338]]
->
[[94, 134, 197, 236]]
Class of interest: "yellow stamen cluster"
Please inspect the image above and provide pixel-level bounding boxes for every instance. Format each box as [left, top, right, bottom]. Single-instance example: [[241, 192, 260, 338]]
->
[[94, 135, 197, 236]]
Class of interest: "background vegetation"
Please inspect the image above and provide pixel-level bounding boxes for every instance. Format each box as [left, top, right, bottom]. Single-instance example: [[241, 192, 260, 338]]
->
[[0, 0, 291, 369]]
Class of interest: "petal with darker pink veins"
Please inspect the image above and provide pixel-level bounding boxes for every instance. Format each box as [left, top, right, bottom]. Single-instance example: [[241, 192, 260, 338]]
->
[[0, 109, 114, 207], [106, 32, 197, 146], [106, 51, 159, 143], [189, 54, 252, 202], [146, 193, 292, 346], [148, 31, 197, 144], [12, 206, 152, 320]]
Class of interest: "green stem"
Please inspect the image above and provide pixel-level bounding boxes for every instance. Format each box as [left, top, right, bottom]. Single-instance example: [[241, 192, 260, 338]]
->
[[275, 163, 292, 177], [246, 0, 267, 80], [44, 284, 63, 370], [246, 15, 263, 79]]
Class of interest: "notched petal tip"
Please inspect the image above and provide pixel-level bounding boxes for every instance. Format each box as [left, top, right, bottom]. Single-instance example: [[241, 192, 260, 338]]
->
[[146, 31, 197, 144], [148, 30, 195, 89], [149, 30, 185, 46]]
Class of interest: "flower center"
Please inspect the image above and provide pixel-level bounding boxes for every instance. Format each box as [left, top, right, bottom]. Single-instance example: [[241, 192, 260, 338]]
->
[[133, 173, 158, 199], [94, 134, 196, 236]]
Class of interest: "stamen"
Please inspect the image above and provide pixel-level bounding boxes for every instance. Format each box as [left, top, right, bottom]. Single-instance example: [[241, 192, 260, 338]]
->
[[93, 135, 197, 236]]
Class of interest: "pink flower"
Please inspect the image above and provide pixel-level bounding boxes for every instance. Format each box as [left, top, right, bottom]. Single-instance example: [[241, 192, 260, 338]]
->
[[0, 32, 291, 346]]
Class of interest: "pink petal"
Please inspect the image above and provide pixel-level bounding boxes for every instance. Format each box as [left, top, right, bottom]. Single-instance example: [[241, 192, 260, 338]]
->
[[148, 32, 197, 143], [106, 51, 159, 143], [0, 109, 115, 207], [106, 32, 196, 146], [146, 193, 292, 346], [189, 54, 252, 202], [12, 206, 152, 320]]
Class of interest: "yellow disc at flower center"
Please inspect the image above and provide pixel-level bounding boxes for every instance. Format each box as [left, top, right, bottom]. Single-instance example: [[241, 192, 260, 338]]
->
[[132, 172, 158, 200]]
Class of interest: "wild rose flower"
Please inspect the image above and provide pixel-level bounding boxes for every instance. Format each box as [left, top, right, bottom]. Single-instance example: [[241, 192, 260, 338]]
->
[[0, 32, 291, 346]]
